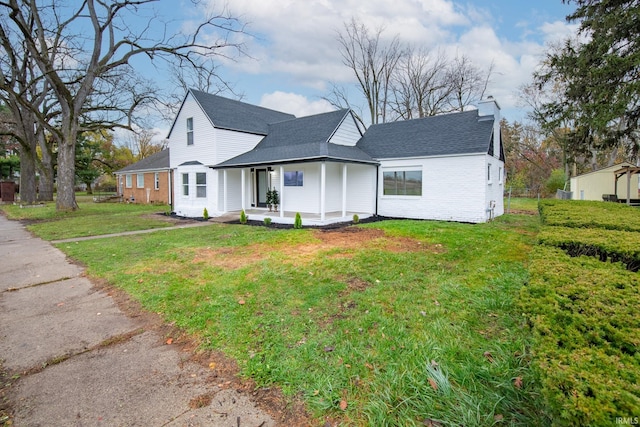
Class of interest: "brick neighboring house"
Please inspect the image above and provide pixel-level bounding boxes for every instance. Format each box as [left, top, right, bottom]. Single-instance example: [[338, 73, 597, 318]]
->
[[114, 149, 172, 205]]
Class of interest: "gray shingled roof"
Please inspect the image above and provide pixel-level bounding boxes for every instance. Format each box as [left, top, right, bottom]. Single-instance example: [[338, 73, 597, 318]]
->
[[214, 110, 377, 168], [115, 149, 169, 174], [356, 110, 494, 158], [190, 89, 295, 135]]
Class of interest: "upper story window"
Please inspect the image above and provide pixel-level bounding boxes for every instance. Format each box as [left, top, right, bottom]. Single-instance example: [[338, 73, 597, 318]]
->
[[383, 170, 422, 196], [137, 174, 144, 188], [125, 174, 132, 188], [186, 117, 194, 145]]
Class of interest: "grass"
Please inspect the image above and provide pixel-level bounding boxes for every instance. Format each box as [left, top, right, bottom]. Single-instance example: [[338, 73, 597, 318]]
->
[[0, 200, 171, 240], [51, 210, 547, 426], [504, 197, 539, 214]]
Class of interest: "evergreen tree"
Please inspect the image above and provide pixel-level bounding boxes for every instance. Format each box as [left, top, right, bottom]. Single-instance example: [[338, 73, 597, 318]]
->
[[535, 0, 640, 155]]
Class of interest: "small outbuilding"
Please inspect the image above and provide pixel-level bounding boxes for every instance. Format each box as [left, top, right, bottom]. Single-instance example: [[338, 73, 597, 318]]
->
[[570, 162, 639, 201]]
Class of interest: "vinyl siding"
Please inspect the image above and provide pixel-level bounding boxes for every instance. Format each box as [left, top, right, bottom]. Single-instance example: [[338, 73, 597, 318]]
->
[[329, 113, 362, 147], [216, 129, 264, 164], [169, 92, 218, 168], [346, 164, 377, 214]]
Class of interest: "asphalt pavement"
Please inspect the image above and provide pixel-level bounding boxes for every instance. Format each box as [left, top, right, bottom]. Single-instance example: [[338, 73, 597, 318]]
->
[[0, 212, 277, 426]]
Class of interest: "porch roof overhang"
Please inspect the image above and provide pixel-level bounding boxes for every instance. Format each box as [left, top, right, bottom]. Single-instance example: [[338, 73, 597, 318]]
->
[[209, 143, 379, 169]]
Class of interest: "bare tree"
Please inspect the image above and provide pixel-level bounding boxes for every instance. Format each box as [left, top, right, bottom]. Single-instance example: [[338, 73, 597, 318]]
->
[[123, 128, 166, 160], [337, 18, 404, 125], [1, 0, 246, 211], [389, 47, 452, 120], [446, 54, 493, 112]]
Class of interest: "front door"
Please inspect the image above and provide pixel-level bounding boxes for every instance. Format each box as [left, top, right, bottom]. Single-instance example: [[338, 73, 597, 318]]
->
[[256, 169, 268, 207]]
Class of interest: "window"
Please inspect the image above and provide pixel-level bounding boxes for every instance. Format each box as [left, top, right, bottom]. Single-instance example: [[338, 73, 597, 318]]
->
[[498, 167, 502, 184], [154, 173, 160, 190], [196, 172, 206, 198], [186, 117, 193, 145], [487, 164, 492, 183], [137, 174, 144, 188], [125, 174, 132, 188], [182, 173, 189, 196], [383, 170, 422, 196], [284, 171, 304, 186]]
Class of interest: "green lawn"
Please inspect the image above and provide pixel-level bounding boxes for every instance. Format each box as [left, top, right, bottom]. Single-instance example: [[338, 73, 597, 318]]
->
[[53, 211, 547, 426], [1, 200, 172, 240]]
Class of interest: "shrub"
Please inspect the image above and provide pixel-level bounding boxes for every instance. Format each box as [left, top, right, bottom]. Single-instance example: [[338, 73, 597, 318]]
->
[[263, 217, 272, 226], [352, 214, 359, 224], [203, 207, 209, 220], [544, 168, 566, 196], [293, 212, 302, 229], [521, 246, 640, 425], [240, 210, 247, 224], [538, 226, 640, 271], [539, 199, 640, 232]]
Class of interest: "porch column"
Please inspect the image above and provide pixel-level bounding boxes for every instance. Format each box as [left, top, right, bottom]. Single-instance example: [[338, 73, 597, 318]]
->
[[320, 162, 326, 221], [241, 168, 246, 211], [342, 164, 348, 217], [627, 169, 632, 205], [223, 169, 228, 212], [279, 166, 284, 219]]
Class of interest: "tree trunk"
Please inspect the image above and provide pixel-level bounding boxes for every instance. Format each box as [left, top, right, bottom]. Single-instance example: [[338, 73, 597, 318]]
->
[[55, 136, 77, 211], [18, 142, 37, 204], [37, 132, 55, 201]]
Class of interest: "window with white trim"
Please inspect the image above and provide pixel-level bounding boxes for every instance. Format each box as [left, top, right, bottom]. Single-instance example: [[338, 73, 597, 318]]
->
[[182, 173, 189, 196], [154, 173, 160, 190], [137, 174, 144, 188], [196, 172, 206, 198], [383, 170, 422, 196], [186, 117, 194, 145], [125, 174, 132, 188], [487, 164, 492, 183], [498, 167, 502, 184]]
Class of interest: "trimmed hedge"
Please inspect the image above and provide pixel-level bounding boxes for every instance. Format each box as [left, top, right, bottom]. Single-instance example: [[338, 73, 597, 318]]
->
[[539, 199, 640, 232], [538, 226, 640, 271], [521, 246, 640, 426]]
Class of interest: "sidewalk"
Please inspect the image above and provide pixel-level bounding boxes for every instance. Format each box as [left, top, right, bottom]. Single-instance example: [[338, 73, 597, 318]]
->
[[0, 214, 276, 426]]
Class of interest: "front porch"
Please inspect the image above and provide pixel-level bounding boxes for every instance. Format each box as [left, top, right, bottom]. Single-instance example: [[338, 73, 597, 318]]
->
[[228, 208, 372, 227]]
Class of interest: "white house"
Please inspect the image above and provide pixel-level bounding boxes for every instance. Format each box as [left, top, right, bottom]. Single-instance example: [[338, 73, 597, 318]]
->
[[167, 90, 504, 224]]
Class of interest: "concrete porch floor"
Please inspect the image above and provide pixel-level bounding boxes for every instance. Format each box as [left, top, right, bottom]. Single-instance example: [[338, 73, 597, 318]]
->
[[225, 209, 371, 226]]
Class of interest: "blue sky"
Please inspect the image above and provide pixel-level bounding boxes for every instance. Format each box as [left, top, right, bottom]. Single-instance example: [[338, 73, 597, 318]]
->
[[133, 0, 580, 135]]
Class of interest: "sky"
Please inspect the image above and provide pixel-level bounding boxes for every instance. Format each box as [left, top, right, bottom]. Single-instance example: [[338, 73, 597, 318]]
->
[[136, 0, 581, 136]]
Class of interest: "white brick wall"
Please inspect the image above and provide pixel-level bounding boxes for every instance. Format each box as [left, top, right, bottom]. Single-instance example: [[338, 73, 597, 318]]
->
[[377, 154, 504, 223]]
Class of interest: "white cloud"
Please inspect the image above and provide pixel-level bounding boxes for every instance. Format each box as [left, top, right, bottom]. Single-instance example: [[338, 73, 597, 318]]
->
[[540, 20, 581, 44], [194, 0, 580, 122], [259, 91, 334, 117]]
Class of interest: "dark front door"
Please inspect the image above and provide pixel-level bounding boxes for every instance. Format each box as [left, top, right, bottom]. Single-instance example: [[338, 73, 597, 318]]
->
[[256, 169, 268, 207]]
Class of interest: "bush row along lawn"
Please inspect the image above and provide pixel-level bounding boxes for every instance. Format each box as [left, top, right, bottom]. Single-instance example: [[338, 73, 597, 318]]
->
[[538, 199, 640, 232], [52, 211, 547, 426], [521, 200, 640, 426], [1, 201, 171, 240]]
